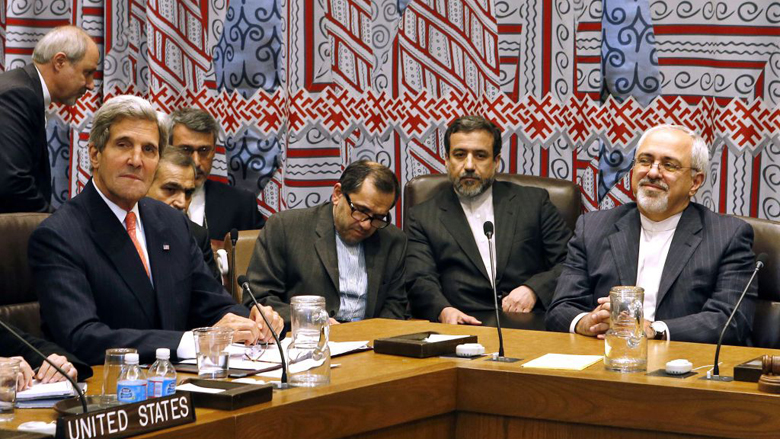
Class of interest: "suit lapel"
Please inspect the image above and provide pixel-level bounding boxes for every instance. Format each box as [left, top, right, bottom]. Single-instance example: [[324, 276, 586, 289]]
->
[[656, 206, 702, 307], [607, 207, 641, 286], [439, 188, 490, 282], [141, 200, 175, 329], [83, 183, 157, 326], [314, 204, 340, 293], [363, 232, 382, 318], [204, 180, 220, 236], [493, 183, 516, 284]]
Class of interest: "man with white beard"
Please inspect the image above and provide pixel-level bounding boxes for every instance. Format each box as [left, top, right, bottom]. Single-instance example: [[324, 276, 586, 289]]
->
[[546, 125, 757, 345]]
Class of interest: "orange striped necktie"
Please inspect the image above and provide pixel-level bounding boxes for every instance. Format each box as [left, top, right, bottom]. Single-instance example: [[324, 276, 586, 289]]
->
[[125, 211, 150, 278]]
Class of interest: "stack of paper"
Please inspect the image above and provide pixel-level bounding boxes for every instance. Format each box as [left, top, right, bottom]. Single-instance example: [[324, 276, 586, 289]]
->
[[16, 381, 86, 409]]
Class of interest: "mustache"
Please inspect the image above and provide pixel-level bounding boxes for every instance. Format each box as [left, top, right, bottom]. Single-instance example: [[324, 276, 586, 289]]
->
[[459, 171, 482, 180], [638, 177, 669, 191]]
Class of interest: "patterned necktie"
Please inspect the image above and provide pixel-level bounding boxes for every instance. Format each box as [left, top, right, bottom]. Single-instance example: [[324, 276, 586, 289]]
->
[[125, 212, 150, 278]]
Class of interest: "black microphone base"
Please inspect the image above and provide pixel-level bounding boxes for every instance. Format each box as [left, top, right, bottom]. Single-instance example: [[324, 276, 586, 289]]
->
[[700, 374, 734, 382], [486, 355, 522, 363]]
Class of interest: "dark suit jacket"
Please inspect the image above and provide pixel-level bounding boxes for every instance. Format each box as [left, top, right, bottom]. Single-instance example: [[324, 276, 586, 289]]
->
[[244, 202, 408, 323], [28, 181, 249, 365], [405, 181, 572, 322], [204, 180, 265, 241], [190, 219, 219, 279], [0, 64, 52, 213], [1, 323, 93, 380], [546, 202, 756, 345]]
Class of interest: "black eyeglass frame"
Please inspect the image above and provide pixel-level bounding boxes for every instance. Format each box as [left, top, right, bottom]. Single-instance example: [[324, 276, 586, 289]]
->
[[631, 156, 699, 174], [342, 193, 391, 229]]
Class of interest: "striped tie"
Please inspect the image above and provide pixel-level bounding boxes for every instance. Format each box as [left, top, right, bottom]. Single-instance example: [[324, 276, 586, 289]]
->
[[125, 212, 150, 278]]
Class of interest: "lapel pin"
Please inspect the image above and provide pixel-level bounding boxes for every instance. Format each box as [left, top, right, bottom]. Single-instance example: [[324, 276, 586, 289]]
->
[[163, 244, 170, 251]]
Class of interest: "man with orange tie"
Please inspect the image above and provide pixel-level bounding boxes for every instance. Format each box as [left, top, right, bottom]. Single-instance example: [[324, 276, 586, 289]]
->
[[28, 95, 282, 365]]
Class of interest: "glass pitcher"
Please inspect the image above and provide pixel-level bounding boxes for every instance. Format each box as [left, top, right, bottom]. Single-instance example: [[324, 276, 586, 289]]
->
[[604, 286, 647, 372], [287, 296, 331, 387]]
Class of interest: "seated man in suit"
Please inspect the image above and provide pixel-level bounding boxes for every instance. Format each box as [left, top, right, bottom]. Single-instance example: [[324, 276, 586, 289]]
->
[[147, 148, 220, 279], [29, 95, 283, 365], [244, 160, 408, 324], [168, 108, 265, 241], [406, 116, 572, 325], [1, 323, 92, 390], [546, 125, 756, 344]]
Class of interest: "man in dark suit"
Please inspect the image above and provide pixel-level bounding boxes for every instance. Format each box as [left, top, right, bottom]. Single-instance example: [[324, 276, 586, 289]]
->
[[244, 160, 408, 324], [1, 323, 92, 390], [28, 95, 283, 365], [147, 148, 220, 279], [0, 26, 99, 213], [406, 116, 572, 325], [546, 125, 756, 345], [167, 108, 265, 241]]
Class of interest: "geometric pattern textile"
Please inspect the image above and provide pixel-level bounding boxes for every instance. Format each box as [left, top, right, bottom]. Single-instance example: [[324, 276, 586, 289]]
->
[[1, 0, 779, 222]]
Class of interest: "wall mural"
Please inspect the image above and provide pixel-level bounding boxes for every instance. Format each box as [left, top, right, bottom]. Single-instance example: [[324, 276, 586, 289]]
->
[[1, 0, 778, 224]]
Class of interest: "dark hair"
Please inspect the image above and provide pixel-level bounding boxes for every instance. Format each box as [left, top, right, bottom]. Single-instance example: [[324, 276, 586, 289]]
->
[[167, 107, 219, 146], [339, 160, 399, 205], [156, 148, 197, 180], [443, 115, 502, 158]]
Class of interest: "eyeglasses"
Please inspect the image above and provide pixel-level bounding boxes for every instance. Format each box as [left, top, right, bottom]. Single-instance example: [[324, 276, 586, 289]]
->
[[342, 193, 391, 229], [633, 156, 698, 174], [176, 145, 213, 157]]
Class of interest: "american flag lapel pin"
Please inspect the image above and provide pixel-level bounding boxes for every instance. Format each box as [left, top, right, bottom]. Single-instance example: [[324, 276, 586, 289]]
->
[[163, 244, 170, 251]]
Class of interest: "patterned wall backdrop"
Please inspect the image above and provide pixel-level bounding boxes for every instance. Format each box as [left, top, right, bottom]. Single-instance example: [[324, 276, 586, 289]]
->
[[1, 0, 778, 223]]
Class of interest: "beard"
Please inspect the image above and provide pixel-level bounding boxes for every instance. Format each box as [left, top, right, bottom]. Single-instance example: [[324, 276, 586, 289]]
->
[[635, 176, 669, 215], [450, 171, 495, 198]]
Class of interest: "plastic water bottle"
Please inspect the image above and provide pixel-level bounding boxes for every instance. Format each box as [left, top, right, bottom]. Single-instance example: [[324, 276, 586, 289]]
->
[[147, 348, 177, 398], [117, 353, 147, 403]]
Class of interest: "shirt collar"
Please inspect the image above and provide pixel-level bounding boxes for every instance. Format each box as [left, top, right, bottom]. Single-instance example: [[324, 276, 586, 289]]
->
[[34, 65, 52, 108], [92, 180, 140, 225], [639, 211, 683, 233], [456, 184, 493, 211]]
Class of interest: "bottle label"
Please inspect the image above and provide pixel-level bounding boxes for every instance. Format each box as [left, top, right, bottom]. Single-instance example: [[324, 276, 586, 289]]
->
[[147, 378, 176, 398], [117, 381, 147, 403]]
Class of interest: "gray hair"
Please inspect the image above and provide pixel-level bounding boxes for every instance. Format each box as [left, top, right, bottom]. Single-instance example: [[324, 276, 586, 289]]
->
[[637, 124, 709, 179], [156, 148, 197, 180], [89, 95, 168, 154], [167, 107, 219, 146], [32, 26, 93, 64]]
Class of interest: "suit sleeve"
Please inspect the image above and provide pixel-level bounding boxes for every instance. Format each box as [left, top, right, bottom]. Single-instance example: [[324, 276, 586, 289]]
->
[[0, 325, 93, 380], [30, 225, 187, 365], [405, 207, 453, 322], [519, 193, 572, 309], [245, 214, 293, 322], [662, 221, 756, 345], [0, 87, 51, 213], [545, 215, 597, 332], [376, 230, 409, 320], [244, 189, 265, 230]]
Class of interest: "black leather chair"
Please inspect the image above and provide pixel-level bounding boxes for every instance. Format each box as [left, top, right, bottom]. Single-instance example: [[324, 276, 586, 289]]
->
[[0, 213, 50, 338], [403, 173, 582, 232], [223, 229, 261, 303], [737, 216, 780, 348]]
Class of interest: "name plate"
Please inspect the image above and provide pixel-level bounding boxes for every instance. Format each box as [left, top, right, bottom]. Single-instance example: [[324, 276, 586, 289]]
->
[[55, 392, 196, 439]]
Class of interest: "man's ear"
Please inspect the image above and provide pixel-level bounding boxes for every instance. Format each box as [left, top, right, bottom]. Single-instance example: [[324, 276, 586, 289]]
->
[[51, 52, 68, 72], [332, 183, 342, 204], [88, 143, 100, 170], [689, 171, 705, 197]]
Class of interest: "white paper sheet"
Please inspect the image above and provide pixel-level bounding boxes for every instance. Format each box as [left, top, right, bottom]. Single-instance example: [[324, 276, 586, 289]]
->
[[176, 383, 226, 394], [17, 381, 82, 401], [521, 354, 603, 371]]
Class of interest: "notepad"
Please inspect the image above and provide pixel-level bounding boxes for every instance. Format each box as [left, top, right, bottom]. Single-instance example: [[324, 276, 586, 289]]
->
[[177, 383, 226, 394], [17, 381, 84, 401], [521, 354, 603, 370]]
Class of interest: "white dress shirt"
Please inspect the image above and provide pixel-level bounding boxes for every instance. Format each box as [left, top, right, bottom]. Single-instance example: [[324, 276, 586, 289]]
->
[[458, 187, 496, 285], [334, 232, 368, 321], [188, 184, 206, 227]]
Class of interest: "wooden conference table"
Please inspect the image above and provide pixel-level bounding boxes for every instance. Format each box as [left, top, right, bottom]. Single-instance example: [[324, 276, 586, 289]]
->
[[5, 319, 780, 439]]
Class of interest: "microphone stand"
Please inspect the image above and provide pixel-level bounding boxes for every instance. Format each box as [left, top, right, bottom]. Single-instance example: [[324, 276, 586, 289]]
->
[[229, 228, 239, 301], [704, 254, 766, 382], [0, 320, 89, 414], [238, 275, 289, 389], [484, 221, 520, 363]]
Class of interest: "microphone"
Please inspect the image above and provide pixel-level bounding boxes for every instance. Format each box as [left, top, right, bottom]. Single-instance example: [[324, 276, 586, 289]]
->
[[237, 275, 289, 389], [483, 221, 518, 363], [229, 228, 239, 300], [706, 253, 767, 381], [0, 319, 89, 414]]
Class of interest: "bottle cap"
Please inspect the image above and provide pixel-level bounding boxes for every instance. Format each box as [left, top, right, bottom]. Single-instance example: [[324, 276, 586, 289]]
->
[[125, 353, 139, 364], [156, 348, 170, 360]]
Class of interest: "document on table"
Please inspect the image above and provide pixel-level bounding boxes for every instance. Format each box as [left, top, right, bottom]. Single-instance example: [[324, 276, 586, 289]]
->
[[521, 354, 603, 371], [17, 381, 83, 401]]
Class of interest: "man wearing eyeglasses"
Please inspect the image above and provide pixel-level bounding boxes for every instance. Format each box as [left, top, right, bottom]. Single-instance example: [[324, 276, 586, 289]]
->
[[406, 115, 572, 325], [243, 160, 408, 324], [168, 108, 265, 241], [546, 125, 756, 345]]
